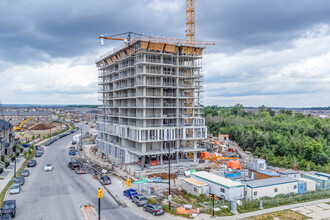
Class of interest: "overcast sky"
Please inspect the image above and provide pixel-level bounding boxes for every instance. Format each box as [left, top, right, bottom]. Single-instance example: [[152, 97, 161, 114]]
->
[[1, 0, 330, 107]]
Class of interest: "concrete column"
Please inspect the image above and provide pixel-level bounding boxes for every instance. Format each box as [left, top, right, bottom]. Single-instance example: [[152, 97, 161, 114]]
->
[[193, 152, 197, 163], [160, 154, 163, 165], [142, 155, 145, 170], [176, 151, 179, 163]]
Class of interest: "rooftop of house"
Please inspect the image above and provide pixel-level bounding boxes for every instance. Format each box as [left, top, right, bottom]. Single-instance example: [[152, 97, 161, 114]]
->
[[246, 177, 297, 188], [0, 120, 13, 131]]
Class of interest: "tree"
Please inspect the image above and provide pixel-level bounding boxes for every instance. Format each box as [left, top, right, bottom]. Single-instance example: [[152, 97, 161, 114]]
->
[[258, 105, 266, 112], [231, 104, 245, 117], [266, 108, 276, 116]]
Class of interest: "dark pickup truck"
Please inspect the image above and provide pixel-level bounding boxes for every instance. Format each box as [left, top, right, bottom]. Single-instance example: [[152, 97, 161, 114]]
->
[[68, 162, 79, 170]]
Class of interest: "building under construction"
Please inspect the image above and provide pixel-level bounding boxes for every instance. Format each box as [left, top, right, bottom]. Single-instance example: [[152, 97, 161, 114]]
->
[[95, 38, 208, 166]]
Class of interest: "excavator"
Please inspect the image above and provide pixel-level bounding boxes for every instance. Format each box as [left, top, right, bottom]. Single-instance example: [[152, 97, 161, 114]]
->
[[14, 117, 37, 131]]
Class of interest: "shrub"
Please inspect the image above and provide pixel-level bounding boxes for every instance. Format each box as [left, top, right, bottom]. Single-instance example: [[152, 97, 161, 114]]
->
[[1, 155, 4, 163]]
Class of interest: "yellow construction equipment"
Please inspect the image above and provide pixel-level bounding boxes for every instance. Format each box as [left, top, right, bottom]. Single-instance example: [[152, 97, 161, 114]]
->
[[14, 117, 37, 131]]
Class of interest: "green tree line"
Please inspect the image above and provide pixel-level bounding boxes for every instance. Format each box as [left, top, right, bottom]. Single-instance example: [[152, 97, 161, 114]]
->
[[204, 104, 330, 172]]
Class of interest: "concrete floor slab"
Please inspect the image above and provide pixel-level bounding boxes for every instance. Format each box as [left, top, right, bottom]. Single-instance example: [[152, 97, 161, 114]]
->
[[316, 203, 330, 210], [304, 204, 324, 213]]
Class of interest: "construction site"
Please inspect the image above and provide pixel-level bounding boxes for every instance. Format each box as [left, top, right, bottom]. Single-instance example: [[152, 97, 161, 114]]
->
[[13, 118, 62, 141]]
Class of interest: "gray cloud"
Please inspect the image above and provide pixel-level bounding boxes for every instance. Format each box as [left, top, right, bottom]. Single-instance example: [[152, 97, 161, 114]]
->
[[1, 0, 330, 106]]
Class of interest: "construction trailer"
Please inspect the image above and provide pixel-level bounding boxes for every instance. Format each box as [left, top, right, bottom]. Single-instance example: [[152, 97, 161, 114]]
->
[[191, 171, 244, 201], [245, 177, 298, 200], [315, 172, 330, 179], [95, 40, 207, 165], [181, 178, 209, 196], [248, 168, 279, 180], [302, 174, 330, 190], [277, 170, 301, 179], [297, 178, 316, 192]]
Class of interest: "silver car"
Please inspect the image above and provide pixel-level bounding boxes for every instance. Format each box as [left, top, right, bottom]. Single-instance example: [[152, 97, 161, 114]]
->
[[132, 194, 148, 206], [9, 183, 21, 194]]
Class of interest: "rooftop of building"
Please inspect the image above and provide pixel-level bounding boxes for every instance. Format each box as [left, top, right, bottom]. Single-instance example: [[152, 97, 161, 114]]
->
[[246, 177, 297, 188], [248, 168, 279, 177], [278, 170, 300, 175], [315, 172, 330, 179], [191, 171, 244, 188], [0, 120, 13, 131], [182, 178, 208, 187], [0, 111, 51, 116], [302, 173, 329, 180]]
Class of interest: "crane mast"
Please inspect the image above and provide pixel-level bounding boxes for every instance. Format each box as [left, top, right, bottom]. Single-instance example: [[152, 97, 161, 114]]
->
[[186, 0, 195, 44]]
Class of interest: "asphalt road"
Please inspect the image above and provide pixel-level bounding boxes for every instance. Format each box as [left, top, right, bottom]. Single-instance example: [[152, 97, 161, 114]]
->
[[7, 124, 145, 220]]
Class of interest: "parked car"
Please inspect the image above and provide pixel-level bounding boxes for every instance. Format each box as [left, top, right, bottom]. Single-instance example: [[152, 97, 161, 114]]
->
[[0, 214, 12, 220], [149, 177, 163, 183], [14, 176, 25, 186], [27, 159, 37, 167], [9, 183, 21, 195], [35, 151, 43, 157], [20, 169, 29, 177], [143, 203, 164, 216], [35, 145, 42, 150], [132, 194, 148, 206], [1, 200, 16, 218], [100, 176, 111, 185], [69, 150, 76, 156], [70, 130, 74, 133], [123, 189, 138, 199], [21, 144, 29, 148], [68, 162, 79, 170], [44, 164, 53, 172], [72, 140, 77, 145]]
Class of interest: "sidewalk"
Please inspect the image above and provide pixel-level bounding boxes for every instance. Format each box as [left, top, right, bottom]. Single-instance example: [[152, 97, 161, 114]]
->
[[0, 155, 26, 193]]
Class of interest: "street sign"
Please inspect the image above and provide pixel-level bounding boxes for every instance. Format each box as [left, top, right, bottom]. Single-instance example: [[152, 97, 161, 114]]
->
[[98, 188, 103, 198], [168, 195, 172, 201], [133, 180, 148, 184], [127, 178, 132, 187]]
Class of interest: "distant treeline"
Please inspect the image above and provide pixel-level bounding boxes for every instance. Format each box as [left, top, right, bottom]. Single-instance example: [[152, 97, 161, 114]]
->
[[66, 105, 98, 108], [204, 104, 330, 172]]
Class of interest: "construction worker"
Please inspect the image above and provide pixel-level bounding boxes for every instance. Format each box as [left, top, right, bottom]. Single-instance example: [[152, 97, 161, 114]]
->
[[173, 179, 176, 186]]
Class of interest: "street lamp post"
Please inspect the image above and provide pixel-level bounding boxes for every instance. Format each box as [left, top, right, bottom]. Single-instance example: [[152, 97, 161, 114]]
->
[[49, 121, 52, 139], [168, 142, 171, 210], [14, 143, 16, 178]]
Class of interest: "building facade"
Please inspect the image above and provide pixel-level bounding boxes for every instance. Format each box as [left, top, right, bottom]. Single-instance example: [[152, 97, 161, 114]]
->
[[0, 111, 51, 124], [245, 177, 298, 200], [95, 40, 207, 165], [0, 120, 16, 158]]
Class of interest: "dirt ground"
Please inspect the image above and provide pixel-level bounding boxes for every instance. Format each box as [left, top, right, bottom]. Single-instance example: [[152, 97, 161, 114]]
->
[[241, 209, 309, 220], [147, 172, 178, 179], [15, 122, 62, 141]]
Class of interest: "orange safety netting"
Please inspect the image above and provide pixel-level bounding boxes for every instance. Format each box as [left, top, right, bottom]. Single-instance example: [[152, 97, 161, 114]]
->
[[227, 160, 242, 170]]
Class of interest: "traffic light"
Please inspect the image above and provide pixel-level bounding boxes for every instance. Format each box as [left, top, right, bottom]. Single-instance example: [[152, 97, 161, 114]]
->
[[98, 188, 103, 198], [209, 193, 217, 200], [127, 178, 131, 187]]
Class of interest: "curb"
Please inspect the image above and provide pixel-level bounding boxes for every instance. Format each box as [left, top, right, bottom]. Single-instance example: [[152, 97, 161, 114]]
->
[[101, 182, 127, 208]]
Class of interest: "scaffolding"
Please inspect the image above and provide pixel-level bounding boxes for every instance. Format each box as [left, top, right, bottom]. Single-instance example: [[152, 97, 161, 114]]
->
[[96, 40, 207, 165]]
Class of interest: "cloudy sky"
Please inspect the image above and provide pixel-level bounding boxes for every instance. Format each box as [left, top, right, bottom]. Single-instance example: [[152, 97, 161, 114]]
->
[[1, 0, 330, 107]]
